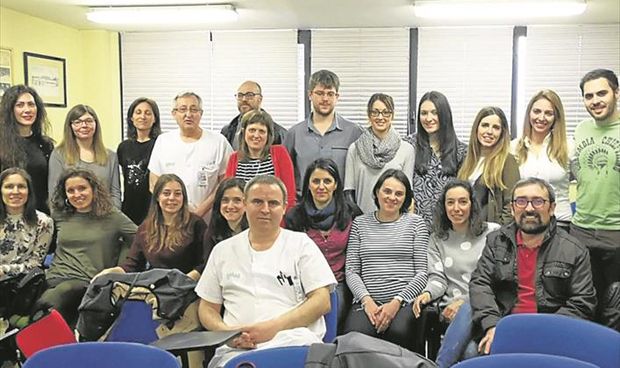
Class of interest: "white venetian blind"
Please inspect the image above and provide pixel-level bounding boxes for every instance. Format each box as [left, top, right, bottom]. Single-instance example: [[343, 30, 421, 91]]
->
[[417, 27, 514, 142], [121, 31, 212, 135], [522, 25, 620, 138], [121, 30, 299, 136], [311, 28, 410, 137], [209, 30, 300, 131]]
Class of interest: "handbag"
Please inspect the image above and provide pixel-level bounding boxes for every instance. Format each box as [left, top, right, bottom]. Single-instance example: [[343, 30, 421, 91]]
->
[[0, 267, 46, 318]]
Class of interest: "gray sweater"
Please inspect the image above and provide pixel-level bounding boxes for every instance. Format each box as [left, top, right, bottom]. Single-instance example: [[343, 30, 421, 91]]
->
[[424, 223, 500, 307]]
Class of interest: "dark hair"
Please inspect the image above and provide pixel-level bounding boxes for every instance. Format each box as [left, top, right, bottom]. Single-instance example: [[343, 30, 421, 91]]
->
[[143, 174, 192, 252], [415, 91, 462, 176], [208, 177, 248, 243], [238, 109, 275, 160], [511, 177, 556, 203], [126, 97, 161, 140], [432, 179, 486, 240], [0, 167, 37, 225], [309, 70, 340, 92], [285, 158, 359, 231], [0, 85, 54, 170], [367, 93, 395, 117], [580, 69, 619, 95], [372, 169, 413, 214], [51, 168, 113, 217]]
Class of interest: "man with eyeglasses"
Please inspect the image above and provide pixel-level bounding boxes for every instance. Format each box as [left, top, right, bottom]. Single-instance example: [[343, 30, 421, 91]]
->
[[459, 177, 595, 358], [570, 69, 620, 326], [284, 70, 362, 197], [220, 81, 287, 150], [148, 92, 232, 220], [196, 175, 336, 368]]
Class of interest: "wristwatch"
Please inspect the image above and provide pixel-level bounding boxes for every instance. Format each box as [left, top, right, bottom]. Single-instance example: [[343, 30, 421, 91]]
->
[[393, 296, 407, 308]]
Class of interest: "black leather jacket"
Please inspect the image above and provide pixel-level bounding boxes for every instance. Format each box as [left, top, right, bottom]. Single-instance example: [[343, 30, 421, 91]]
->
[[470, 219, 596, 332]]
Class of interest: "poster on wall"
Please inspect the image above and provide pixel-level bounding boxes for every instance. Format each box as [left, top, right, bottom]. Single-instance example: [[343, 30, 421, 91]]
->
[[24, 52, 67, 107], [0, 47, 12, 98]]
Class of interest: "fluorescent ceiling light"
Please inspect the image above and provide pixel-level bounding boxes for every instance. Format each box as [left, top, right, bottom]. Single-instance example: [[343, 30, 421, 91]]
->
[[414, 0, 587, 19], [86, 4, 238, 25]]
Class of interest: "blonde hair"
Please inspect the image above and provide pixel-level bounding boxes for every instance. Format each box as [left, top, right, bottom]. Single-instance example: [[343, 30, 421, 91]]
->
[[515, 90, 569, 168], [57, 104, 108, 166], [458, 107, 512, 190]]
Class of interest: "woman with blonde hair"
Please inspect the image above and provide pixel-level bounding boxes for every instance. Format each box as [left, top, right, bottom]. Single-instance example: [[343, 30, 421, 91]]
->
[[48, 104, 121, 208], [458, 107, 519, 224], [95, 174, 208, 281], [511, 90, 572, 229]]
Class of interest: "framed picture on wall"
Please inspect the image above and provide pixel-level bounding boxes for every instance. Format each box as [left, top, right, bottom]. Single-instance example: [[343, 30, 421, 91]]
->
[[0, 47, 12, 98], [24, 52, 67, 107]]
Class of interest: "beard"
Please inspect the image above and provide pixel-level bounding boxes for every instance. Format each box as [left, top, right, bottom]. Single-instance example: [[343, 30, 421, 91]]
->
[[518, 211, 549, 235]]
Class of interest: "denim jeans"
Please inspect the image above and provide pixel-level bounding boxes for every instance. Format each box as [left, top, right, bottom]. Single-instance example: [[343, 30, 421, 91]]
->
[[436, 302, 479, 368]]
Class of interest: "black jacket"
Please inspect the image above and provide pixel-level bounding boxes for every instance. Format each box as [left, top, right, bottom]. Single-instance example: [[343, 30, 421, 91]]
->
[[469, 219, 596, 332], [220, 111, 287, 148], [77, 269, 198, 341]]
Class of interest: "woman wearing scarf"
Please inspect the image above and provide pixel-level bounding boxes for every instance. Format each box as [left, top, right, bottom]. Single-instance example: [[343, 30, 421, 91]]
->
[[344, 93, 415, 213], [285, 158, 362, 332]]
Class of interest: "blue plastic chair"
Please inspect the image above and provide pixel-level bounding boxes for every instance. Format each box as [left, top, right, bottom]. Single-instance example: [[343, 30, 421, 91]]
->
[[223, 346, 309, 368], [106, 300, 159, 344], [23, 342, 180, 368], [323, 291, 338, 343], [453, 353, 599, 368], [491, 313, 620, 368]]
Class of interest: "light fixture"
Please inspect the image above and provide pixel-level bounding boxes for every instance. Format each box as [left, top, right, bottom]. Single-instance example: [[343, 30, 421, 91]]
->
[[413, 0, 587, 19], [86, 4, 239, 25]]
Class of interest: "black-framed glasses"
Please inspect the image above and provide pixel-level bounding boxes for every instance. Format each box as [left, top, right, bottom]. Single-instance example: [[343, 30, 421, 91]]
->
[[512, 197, 549, 209], [235, 92, 261, 100], [369, 109, 393, 118]]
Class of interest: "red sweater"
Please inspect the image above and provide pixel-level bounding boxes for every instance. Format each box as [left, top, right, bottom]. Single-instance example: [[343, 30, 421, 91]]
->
[[225, 145, 297, 210]]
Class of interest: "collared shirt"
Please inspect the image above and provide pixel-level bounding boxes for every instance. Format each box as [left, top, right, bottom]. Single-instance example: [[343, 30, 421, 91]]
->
[[284, 113, 362, 194], [512, 230, 541, 314]]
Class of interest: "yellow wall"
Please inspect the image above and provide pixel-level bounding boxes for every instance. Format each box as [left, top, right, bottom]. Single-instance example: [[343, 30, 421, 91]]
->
[[0, 7, 122, 148]]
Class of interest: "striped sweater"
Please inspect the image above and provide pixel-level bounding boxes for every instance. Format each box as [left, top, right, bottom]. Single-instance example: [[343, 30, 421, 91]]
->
[[345, 212, 429, 304]]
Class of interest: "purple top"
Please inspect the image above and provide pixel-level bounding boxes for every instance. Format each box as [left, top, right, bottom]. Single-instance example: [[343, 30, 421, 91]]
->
[[306, 222, 352, 282]]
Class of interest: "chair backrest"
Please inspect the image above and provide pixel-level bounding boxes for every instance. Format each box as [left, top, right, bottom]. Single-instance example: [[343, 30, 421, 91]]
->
[[453, 353, 599, 368], [22, 341, 180, 368], [106, 300, 159, 344], [16, 309, 76, 358], [223, 346, 309, 368], [323, 291, 338, 343], [491, 313, 620, 368]]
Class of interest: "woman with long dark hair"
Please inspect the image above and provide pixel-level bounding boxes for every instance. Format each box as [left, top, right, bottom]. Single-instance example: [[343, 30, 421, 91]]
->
[[117, 97, 162, 225], [203, 178, 248, 253], [95, 174, 208, 281], [285, 158, 361, 330], [0, 168, 53, 279], [412, 179, 500, 368], [36, 169, 136, 325], [458, 107, 520, 224], [48, 104, 121, 208], [405, 91, 467, 227], [0, 85, 54, 213], [344, 169, 428, 351]]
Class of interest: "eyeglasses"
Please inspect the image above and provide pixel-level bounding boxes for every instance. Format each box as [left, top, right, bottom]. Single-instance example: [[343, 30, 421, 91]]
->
[[312, 90, 338, 99], [235, 92, 261, 100], [512, 197, 549, 209], [369, 109, 393, 118], [173, 107, 202, 114], [71, 118, 96, 127]]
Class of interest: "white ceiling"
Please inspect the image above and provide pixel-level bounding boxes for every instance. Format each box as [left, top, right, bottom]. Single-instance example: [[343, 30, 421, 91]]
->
[[1, 0, 618, 32]]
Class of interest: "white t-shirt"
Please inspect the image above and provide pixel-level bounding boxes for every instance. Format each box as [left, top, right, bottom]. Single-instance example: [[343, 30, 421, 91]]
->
[[148, 129, 232, 209], [196, 228, 337, 367]]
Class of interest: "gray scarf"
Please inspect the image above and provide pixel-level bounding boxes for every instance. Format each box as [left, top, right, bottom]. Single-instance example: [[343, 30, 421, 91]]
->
[[356, 127, 401, 169]]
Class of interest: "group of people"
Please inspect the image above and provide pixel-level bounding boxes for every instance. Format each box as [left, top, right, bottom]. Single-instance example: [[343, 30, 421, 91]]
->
[[0, 67, 618, 368]]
